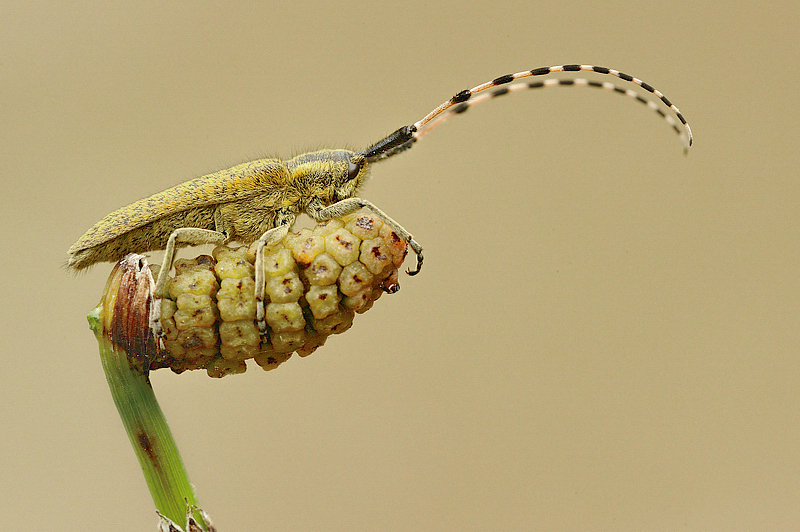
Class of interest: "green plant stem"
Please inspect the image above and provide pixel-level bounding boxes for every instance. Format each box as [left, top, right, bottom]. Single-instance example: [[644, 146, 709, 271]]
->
[[89, 306, 209, 530]]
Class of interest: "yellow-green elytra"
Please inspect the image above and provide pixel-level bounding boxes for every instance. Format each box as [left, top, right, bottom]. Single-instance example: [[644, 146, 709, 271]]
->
[[68, 151, 376, 271]]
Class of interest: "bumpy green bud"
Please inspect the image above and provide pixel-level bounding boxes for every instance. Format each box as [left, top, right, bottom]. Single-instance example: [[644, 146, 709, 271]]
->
[[151, 213, 408, 377]]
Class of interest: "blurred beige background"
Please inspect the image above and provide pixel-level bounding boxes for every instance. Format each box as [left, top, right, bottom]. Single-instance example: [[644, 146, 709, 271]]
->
[[2, 1, 798, 530]]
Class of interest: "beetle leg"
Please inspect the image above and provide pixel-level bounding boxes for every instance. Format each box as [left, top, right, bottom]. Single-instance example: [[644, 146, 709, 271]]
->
[[312, 198, 423, 275], [150, 227, 227, 339], [253, 223, 292, 337]]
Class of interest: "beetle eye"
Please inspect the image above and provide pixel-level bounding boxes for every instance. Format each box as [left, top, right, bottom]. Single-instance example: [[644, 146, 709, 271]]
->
[[347, 159, 361, 181]]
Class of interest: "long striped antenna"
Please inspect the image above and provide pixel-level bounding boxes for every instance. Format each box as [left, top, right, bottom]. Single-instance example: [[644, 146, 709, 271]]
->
[[360, 64, 692, 162]]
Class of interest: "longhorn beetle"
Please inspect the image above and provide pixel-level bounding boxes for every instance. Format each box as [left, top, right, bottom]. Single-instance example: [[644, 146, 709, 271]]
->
[[68, 64, 692, 334]]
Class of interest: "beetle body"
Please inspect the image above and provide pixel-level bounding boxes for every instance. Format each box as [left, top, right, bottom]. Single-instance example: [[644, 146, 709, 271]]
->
[[68, 150, 368, 270], [68, 64, 692, 326]]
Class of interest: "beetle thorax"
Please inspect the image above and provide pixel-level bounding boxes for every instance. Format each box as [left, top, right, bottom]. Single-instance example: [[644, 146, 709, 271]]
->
[[285, 149, 368, 208]]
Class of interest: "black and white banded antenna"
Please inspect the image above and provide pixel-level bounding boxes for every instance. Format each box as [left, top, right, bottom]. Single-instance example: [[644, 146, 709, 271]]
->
[[360, 64, 692, 163]]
